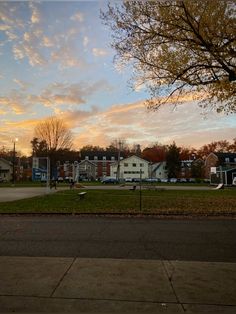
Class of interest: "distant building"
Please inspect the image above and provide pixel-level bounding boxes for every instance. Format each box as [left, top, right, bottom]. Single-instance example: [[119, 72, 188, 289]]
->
[[149, 162, 168, 180], [210, 167, 236, 186], [205, 152, 236, 178], [0, 158, 12, 182], [79, 153, 120, 179], [205, 152, 236, 185], [110, 155, 149, 180], [78, 160, 96, 181]]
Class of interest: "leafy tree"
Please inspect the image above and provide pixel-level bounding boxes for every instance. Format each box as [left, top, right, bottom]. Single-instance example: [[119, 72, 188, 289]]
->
[[31, 138, 48, 157], [197, 140, 231, 158], [102, 0, 236, 113], [179, 147, 197, 160], [191, 159, 204, 178], [166, 142, 181, 178], [229, 138, 236, 152], [0, 146, 11, 160], [142, 145, 167, 162]]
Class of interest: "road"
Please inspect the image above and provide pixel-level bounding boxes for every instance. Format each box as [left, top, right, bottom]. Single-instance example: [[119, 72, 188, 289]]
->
[[0, 216, 235, 262]]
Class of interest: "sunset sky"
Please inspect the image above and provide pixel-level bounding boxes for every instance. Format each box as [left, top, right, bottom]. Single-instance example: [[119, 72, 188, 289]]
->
[[0, 1, 235, 155]]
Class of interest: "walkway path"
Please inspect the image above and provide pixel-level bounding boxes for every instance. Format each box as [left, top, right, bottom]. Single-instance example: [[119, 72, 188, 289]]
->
[[0, 256, 236, 312]]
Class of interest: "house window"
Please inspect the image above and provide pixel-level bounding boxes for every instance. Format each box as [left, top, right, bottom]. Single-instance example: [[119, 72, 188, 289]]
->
[[140, 163, 143, 167], [103, 156, 106, 160], [85, 156, 89, 160], [132, 163, 136, 167], [94, 156, 98, 160], [234, 158, 236, 163], [124, 163, 128, 167], [111, 156, 115, 161], [225, 158, 230, 163]]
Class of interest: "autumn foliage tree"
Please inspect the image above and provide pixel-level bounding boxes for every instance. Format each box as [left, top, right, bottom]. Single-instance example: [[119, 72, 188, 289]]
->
[[142, 145, 167, 162], [102, 0, 236, 113], [197, 140, 233, 158]]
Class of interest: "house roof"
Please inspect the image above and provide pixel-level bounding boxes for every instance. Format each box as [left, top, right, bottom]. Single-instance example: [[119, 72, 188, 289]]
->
[[0, 158, 12, 166], [120, 155, 149, 164], [79, 159, 96, 166]]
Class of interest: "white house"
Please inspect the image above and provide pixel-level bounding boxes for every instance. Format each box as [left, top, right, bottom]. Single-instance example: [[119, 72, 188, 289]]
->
[[0, 158, 12, 182], [110, 155, 149, 180], [149, 162, 168, 180]]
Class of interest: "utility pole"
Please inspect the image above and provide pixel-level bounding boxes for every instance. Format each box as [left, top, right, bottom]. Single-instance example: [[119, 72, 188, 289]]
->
[[12, 138, 18, 186], [116, 140, 121, 182], [139, 168, 142, 211]]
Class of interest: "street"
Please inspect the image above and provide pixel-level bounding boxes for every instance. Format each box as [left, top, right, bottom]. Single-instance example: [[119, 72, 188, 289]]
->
[[0, 215, 235, 262]]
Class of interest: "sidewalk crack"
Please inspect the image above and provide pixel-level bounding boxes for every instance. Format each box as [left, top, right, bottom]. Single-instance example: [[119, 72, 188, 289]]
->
[[50, 257, 76, 297], [162, 260, 186, 312]]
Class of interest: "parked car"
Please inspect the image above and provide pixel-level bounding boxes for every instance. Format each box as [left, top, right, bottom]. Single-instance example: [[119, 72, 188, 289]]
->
[[102, 178, 118, 184], [161, 178, 169, 183], [132, 178, 141, 182], [125, 178, 133, 182], [145, 178, 160, 182], [179, 178, 187, 183], [232, 177, 236, 186], [189, 178, 196, 183], [170, 178, 177, 183]]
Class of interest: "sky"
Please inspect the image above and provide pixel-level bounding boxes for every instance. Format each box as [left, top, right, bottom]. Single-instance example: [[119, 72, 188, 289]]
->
[[0, 0, 235, 155]]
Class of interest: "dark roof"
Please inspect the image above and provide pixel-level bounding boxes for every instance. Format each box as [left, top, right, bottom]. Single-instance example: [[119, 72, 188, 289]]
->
[[214, 152, 236, 163]]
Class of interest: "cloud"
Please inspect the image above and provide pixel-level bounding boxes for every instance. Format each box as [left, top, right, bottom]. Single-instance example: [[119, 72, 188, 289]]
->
[[0, 24, 11, 31], [83, 36, 89, 47], [29, 2, 41, 24], [13, 40, 47, 66], [13, 79, 31, 90], [92, 48, 109, 57], [0, 92, 28, 115], [51, 46, 85, 68], [1, 96, 235, 155], [41, 36, 53, 47], [70, 11, 84, 22]]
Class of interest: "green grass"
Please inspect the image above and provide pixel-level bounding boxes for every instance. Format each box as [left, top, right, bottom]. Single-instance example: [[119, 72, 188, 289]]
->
[[0, 189, 236, 216]]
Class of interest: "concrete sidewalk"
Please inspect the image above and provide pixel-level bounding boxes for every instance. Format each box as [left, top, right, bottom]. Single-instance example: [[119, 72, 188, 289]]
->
[[0, 257, 236, 312], [0, 187, 66, 202]]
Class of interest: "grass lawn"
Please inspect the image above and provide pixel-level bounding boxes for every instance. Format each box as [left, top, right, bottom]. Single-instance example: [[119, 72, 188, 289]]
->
[[0, 189, 236, 216]]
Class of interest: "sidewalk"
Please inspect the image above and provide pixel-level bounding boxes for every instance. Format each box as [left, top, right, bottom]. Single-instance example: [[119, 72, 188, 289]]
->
[[0, 256, 236, 312], [0, 187, 66, 202]]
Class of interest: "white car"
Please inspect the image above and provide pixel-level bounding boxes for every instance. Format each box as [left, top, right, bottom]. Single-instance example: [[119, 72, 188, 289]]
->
[[233, 177, 236, 186], [125, 178, 133, 182]]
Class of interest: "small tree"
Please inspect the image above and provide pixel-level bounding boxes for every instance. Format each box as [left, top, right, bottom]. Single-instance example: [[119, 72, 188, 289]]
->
[[166, 142, 181, 178]]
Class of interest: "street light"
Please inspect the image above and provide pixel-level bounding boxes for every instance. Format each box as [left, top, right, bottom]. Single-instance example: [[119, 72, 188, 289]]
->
[[12, 138, 18, 185]]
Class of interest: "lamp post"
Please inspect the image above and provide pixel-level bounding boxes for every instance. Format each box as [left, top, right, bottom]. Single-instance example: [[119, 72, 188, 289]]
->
[[12, 138, 18, 185]]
